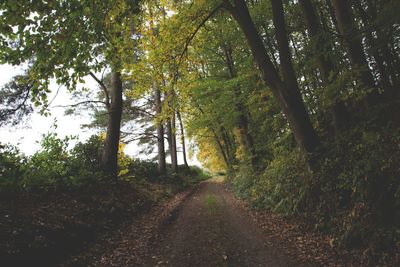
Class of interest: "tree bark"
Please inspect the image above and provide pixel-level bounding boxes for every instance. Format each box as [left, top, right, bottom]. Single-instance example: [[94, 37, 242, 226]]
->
[[166, 115, 178, 173], [154, 85, 167, 175], [271, 0, 299, 93], [325, 0, 339, 31], [101, 71, 123, 177], [165, 89, 178, 174], [171, 114, 178, 172], [220, 126, 237, 167], [210, 128, 231, 170], [353, 0, 399, 99], [224, 0, 320, 156], [330, 0, 377, 96], [299, 0, 347, 132], [300, 0, 335, 81], [177, 109, 189, 168]]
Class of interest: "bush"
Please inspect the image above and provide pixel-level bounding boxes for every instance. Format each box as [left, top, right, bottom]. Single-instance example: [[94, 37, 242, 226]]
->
[[178, 165, 210, 186], [317, 127, 400, 249], [231, 148, 312, 216], [22, 133, 74, 190], [125, 159, 159, 182], [69, 135, 105, 186], [230, 125, 400, 250], [0, 132, 210, 194], [0, 144, 26, 191], [0, 133, 105, 193]]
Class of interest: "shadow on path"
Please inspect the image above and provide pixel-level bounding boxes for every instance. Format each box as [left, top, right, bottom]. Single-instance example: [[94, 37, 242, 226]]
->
[[145, 177, 290, 267]]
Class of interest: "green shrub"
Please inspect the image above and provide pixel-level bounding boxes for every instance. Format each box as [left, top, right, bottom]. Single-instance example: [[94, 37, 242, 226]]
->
[[231, 149, 311, 216], [22, 133, 74, 190], [125, 159, 159, 182], [178, 165, 210, 186], [69, 135, 105, 186], [230, 125, 400, 250], [317, 127, 400, 249], [0, 144, 26, 191], [0, 133, 106, 192]]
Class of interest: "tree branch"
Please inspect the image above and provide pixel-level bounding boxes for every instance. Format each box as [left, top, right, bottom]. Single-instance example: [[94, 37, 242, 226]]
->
[[51, 100, 107, 109], [2, 84, 32, 117], [89, 71, 111, 109], [175, 3, 224, 78]]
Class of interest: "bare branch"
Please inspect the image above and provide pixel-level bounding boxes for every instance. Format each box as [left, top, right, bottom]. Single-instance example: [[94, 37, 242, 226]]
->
[[51, 100, 107, 109], [2, 84, 32, 116], [89, 71, 111, 109], [45, 84, 62, 110], [127, 106, 155, 118]]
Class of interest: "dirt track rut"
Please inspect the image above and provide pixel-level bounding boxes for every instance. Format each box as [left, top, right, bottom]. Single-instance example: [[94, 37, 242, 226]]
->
[[144, 178, 291, 267]]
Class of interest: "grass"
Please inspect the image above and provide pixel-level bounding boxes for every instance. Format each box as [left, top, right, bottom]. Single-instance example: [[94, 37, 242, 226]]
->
[[204, 193, 218, 215]]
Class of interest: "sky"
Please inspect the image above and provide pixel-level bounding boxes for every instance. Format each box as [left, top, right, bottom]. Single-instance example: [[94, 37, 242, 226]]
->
[[0, 64, 97, 155], [0, 64, 199, 165]]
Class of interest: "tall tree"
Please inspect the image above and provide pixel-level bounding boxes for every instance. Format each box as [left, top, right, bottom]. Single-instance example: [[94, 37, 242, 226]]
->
[[165, 91, 178, 173], [0, 73, 33, 126], [222, 42, 258, 168], [352, 0, 399, 98], [101, 72, 123, 175], [330, 0, 377, 100], [299, 0, 347, 131], [154, 85, 167, 175], [223, 0, 320, 156], [0, 0, 140, 176], [166, 116, 178, 173], [177, 109, 189, 168]]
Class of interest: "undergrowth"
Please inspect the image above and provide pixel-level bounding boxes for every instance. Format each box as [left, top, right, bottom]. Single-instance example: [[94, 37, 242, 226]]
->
[[0, 132, 209, 266], [229, 125, 400, 263]]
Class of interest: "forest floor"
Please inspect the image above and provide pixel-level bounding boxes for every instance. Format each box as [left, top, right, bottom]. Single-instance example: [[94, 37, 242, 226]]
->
[[71, 177, 350, 267], [3, 176, 390, 266]]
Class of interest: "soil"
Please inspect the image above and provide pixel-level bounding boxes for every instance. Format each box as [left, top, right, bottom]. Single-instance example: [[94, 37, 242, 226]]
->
[[144, 177, 292, 267], [0, 180, 175, 266], [90, 178, 307, 266], [6, 177, 395, 266]]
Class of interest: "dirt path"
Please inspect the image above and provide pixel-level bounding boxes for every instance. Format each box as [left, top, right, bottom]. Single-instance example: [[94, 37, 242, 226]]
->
[[82, 177, 347, 266], [143, 178, 291, 267]]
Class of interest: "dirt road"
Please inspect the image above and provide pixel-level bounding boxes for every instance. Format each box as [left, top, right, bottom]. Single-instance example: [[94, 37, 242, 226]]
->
[[143, 178, 290, 266], [85, 177, 344, 267]]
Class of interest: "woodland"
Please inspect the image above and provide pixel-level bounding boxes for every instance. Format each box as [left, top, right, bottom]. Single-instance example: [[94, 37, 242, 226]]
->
[[0, 0, 399, 265]]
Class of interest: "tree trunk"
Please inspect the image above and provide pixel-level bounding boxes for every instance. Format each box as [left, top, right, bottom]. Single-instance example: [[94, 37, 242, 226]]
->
[[102, 71, 123, 177], [165, 89, 178, 173], [166, 116, 178, 173], [177, 109, 189, 168], [271, 0, 300, 93], [220, 126, 237, 167], [193, 98, 234, 170], [353, 0, 399, 99], [222, 42, 258, 168], [154, 85, 166, 175], [171, 111, 178, 172], [224, 0, 320, 156], [300, 0, 335, 81], [236, 108, 257, 166], [325, 0, 339, 31], [330, 0, 377, 96], [299, 0, 347, 132], [260, 23, 279, 68], [210, 128, 231, 171]]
